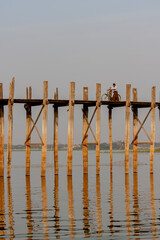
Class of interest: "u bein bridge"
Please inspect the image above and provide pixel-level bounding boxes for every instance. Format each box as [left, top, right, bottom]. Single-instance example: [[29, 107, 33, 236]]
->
[[0, 77, 158, 177]]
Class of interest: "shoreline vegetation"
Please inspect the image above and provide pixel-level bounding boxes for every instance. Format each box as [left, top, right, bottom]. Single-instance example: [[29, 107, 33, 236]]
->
[[3, 141, 160, 152]]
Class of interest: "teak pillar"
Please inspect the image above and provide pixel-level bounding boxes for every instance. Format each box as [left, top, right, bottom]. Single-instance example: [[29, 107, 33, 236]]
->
[[7, 77, 15, 178], [132, 88, 138, 173], [41, 81, 48, 177], [26, 87, 32, 176], [150, 86, 156, 173], [96, 83, 101, 175], [108, 107, 113, 174], [125, 84, 131, 174], [54, 88, 59, 175], [0, 83, 4, 176], [83, 87, 88, 174], [67, 82, 75, 176]]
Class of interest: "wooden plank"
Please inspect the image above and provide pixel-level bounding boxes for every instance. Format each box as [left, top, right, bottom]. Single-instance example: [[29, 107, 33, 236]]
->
[[26, 87, 32, 176], [150, 86, 156, 173], [132, 88, 138, 173], [96, 83, 101, 175], [0, 83, 4, 176], [83, 87, 88, 174], [108, 107, 113, 173], [125, 84, 131, 174], [54, 88, 59, 175], [41, 81, 48, 177], [67, 82, 75, 176], [7, 77, 15, 178]]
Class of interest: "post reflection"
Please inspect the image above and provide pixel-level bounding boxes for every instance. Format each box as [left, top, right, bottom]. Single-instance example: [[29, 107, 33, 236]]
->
[[53, 175, 60, 238], [67, 176, 75, 238], [83, 174, 90, 238], [125, 174, 131, 236], [41, 177, 49, 239], [150, 174, 157, 237], [7, 178, 15, 239], [26, 176, 33, 239], [133, 173, 140, 236], [96, 175, 103, 237], [0, 177, 6, 238], [108, 173, 114, 236]]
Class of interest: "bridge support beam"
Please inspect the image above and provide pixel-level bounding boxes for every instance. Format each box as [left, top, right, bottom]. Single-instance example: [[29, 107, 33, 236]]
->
[[7, 77, 15, 178], [108, 107, 113, 174], [132, 88, 138, 173], [67, 82, 75, 175], [150, 86, 156, 173], [125, 84, 131, 174], [83, 87, 88, 174], [0, 83, 4, 177], [96, 83, 101, 175], [41, 81, 48, 177], [54, 88, 59, 175]]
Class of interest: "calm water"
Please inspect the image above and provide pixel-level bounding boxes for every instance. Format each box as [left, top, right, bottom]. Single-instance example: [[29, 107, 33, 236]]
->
[[1, 150, 160, 239]]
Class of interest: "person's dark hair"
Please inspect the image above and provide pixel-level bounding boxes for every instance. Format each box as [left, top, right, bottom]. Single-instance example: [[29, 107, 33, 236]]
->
[[113, 83, 116, 85]]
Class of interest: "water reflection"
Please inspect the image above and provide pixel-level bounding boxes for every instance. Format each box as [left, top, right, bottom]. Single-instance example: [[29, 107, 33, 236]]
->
[[125, 174, 131, 236], [150, 174, 157, 237], [41, 177, 49, 239], [67, 176, 75, 238], [96, 175, 103, 237], [7, 178, 15, 239], [83, 174, 90, 237], [53, 175, 60, 238], [133, 173, 140, 236], [25, 176, 33, 239], [108, 173, 114, 236], [0, 177, 6, 239]]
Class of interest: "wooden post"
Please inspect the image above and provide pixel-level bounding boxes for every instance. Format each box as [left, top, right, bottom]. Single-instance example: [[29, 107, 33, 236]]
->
[[26, 87, 32, 176], [54, 88, 59, 175], [0, 84, 4, 177], [96, 83, 101, 175], [150, 86, 156, 173], [108, 107, 113, 174], [41, 81, 48, 177], [125, 84, 131, 174], [7, 77, 15, 178], [132, 88, 138, 173], [83, 87, 88, 174], [67, 82, 75, 176]]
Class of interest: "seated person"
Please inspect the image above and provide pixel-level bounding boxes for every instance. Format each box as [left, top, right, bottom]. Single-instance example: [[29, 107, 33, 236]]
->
[[109, 83, 119, 101]]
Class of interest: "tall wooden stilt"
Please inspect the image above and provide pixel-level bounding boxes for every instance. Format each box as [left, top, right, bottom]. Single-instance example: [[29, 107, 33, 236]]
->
[[83, 87, 88, 174], [67, 82, 75, 176], [108, 107, 113, 174], [7, 77, 15, 178], [132, 88, 138, 173], [125, 84, 131, 174], [26, 87, 32, 176], [150, 86, 156, 174], [41, 81, 48, 177], [96, 84, 101, 175], [54, 88, 59, 175], [0, 84, 4, 177]]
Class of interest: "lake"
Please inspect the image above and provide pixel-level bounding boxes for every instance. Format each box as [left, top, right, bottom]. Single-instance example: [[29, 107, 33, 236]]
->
[[0, 150, 160, 239]]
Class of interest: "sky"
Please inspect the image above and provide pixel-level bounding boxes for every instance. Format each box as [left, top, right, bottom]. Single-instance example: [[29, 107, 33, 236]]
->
[[0, 0, 160, 145]]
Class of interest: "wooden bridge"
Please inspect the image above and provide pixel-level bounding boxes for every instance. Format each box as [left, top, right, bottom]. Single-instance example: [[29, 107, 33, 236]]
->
[[0, 77, 158, 177]]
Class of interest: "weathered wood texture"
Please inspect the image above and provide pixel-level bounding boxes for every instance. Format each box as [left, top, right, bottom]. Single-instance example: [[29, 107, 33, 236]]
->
[[96, 84, 101, 175], [0, 84, 4, 176], [132, 88, 138, 173], [7, 78, 15, 178], [26, 87, 32, 176], [54, 88, 59, 175], [67, 82, 75, 176], [125, 84, 131, 174], [108, 107, 113, 173], [150, 86, 156, 173], [41, 81, 48, 177], [83, 87, 88, 174]]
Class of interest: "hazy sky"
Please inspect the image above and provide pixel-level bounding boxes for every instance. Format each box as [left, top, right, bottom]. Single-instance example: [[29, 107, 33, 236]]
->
[[0, 1, 160, 145]]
